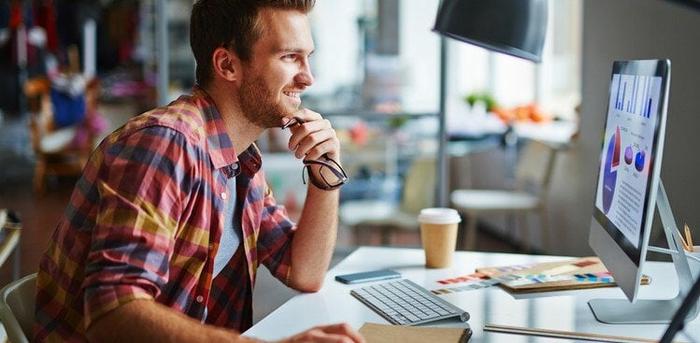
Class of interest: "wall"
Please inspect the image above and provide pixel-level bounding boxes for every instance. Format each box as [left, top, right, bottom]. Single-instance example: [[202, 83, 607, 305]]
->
[[551, 0, 700, 256]]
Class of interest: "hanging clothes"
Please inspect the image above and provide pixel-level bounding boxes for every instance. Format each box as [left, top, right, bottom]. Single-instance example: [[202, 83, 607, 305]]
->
[[33, 0, 59, 53]]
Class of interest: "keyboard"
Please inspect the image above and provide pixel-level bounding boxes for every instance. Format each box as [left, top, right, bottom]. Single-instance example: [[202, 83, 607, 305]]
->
[[350, 279, 470, 325]]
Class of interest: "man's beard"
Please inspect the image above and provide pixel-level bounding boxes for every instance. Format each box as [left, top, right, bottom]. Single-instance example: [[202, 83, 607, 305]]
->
[[238, 76, 298, 129]]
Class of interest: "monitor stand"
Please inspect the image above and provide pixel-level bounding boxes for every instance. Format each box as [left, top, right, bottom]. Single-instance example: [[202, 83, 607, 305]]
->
[[589, 181, 700, 324]]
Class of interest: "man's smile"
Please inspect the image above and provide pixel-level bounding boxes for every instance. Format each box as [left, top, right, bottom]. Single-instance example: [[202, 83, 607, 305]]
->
[[283, 90, 302, 99]]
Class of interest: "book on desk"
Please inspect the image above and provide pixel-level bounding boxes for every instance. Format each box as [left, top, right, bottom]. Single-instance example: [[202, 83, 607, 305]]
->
[[359, 323, 471, 343]]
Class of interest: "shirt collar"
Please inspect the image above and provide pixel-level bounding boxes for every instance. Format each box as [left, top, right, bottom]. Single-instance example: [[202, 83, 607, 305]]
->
[[192, 86, 262, 177]]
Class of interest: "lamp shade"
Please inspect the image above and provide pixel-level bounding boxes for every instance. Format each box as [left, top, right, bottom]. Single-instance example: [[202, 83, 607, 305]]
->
[[433, 0, 548, 63]]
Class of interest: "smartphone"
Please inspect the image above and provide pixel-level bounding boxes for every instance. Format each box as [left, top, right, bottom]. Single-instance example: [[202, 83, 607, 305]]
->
[[335, 269, 401, 284]]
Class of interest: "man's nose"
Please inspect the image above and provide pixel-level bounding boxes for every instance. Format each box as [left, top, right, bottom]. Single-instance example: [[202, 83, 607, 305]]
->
[[295, 62, 314, 87]]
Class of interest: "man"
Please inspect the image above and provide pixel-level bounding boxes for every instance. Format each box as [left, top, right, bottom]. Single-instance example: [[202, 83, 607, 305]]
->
[[34, 0, 363, 342]]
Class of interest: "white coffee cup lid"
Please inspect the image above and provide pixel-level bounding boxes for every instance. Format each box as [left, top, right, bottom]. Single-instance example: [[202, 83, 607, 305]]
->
[[418, 208, 461, 224]]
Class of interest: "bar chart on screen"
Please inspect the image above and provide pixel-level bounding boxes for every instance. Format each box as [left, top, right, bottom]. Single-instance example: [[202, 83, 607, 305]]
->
[[612, 74, 662, 118]]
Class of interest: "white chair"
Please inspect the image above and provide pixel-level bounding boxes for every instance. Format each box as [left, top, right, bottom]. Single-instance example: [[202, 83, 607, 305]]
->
[[451, 140, 564, 252], [0, 273, 37, 343], [0, 209, 21, 281], [339, 157, 435, 245]]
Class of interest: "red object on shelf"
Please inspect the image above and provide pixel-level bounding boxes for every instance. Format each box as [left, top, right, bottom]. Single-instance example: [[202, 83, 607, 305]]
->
[[349, 121, 369, 146]]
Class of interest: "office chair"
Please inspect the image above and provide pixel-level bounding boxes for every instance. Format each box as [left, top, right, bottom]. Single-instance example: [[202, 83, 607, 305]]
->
[[0, 273, 37, 343], [339, 157, 435, 245], [451, 140, 563, 252]]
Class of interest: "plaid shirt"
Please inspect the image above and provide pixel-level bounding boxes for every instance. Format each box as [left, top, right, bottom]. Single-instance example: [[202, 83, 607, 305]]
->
[[34, 88, 297, 342]]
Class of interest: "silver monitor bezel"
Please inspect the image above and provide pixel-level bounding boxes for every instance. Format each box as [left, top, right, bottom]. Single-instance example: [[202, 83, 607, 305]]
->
[[589, 59, 671, 301]]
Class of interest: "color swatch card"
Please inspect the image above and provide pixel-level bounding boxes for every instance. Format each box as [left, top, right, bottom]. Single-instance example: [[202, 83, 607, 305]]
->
[[475, 257, 650, 293], [432, 273, 520, 295]]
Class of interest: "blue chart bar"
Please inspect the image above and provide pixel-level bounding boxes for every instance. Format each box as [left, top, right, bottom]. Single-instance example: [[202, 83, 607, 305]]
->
[[642, 81, 647, 116], [642, 78, 649, 113], [645, 77, 652, 118], [616, 77, 622, 110], [616, 74, 657, 118], [632, 77, 638, 114]]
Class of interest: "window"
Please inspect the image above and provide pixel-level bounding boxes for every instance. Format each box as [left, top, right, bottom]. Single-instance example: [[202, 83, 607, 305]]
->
[[447, 0, 582, 121]]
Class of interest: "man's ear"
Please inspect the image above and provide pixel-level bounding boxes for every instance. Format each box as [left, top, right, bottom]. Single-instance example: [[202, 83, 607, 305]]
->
[[211, 47, 240, 82]]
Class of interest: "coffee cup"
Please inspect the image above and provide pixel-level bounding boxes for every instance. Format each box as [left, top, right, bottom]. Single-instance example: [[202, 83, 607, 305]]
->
[[418, 208, 461, 268]]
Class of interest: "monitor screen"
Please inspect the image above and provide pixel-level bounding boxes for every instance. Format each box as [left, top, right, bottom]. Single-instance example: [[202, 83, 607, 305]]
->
[[592, 60, 671, 266]]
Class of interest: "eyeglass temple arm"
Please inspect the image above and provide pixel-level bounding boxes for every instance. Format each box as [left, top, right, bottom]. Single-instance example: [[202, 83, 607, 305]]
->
[[302, 159, 347, 179]]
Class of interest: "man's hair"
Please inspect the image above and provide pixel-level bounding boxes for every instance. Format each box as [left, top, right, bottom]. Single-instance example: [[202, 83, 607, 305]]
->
[[190, 0, 315, 87]]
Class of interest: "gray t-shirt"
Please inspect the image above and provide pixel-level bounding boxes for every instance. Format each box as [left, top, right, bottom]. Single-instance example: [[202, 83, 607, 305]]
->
[[213, 176, 240, 277]]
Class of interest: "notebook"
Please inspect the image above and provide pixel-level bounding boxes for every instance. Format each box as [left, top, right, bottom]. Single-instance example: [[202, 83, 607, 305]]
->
[[359, 323, 471, 343]]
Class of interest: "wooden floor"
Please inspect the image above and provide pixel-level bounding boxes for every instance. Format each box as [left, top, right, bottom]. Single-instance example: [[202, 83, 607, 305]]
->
[[0, 176, 76, 286]]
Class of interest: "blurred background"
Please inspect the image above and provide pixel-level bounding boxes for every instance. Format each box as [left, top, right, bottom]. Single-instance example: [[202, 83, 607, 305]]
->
[[0, 0, 699, 329]]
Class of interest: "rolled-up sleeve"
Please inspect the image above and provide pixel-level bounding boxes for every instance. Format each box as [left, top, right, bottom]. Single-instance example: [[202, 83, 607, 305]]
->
[[82, 126, 196, 329], [255, 176, 297, 285]]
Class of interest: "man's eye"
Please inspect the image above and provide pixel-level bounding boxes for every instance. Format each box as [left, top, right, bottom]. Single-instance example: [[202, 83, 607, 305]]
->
[[282, 54, 296, 61]]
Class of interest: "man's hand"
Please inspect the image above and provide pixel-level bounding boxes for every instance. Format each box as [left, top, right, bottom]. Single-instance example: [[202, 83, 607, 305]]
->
[[279, 323, 365, 343], [284, 108, 341, 162]]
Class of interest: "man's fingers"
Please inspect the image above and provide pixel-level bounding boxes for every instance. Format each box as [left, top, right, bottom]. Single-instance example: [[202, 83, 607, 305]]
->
[[290, 330, 353, 343], [282, 324, 364, 343], [282, 108, 322, 127], [281, 108, 343, 168], [290, 108, 323, 123], [294, 130, 335, 158], [288, 119, 331, 149], [316, 323, 365, 343], [303, 138, 338, 161], [309, 333, 353, 343]]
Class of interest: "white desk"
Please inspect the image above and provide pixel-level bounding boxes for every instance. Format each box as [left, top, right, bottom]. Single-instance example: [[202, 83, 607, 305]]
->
[[245, 247, 699, 342]]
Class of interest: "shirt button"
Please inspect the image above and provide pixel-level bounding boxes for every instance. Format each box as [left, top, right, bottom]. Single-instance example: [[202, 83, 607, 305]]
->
[[196, 295, 204, 303], [221, 192, 227, 200]]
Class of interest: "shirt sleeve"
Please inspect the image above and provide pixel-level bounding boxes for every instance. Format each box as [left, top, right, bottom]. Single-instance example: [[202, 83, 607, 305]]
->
[[82, 126, 197, 329], [255, 173, 297, 285]]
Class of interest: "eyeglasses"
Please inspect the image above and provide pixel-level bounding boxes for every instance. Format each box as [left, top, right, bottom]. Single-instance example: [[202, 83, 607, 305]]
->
[[282, 117, 348, 190]]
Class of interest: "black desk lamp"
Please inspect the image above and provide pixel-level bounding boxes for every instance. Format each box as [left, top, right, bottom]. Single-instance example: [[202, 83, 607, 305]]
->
[[433, 0, 548, 63], [430, 0, 548, 205]]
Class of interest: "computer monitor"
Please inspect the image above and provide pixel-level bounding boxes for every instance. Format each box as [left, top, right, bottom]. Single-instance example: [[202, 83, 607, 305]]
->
[[587, 59, 699, 324], [590, 59, 671, 302]]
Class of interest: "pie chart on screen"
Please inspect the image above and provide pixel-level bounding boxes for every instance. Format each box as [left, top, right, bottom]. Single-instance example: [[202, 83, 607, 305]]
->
[[602, 127, 621, 214]]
